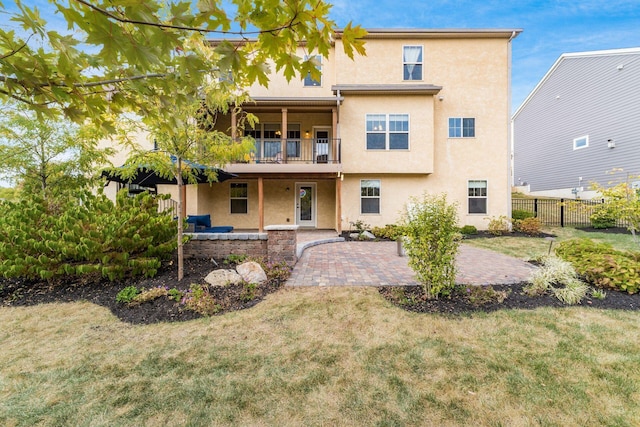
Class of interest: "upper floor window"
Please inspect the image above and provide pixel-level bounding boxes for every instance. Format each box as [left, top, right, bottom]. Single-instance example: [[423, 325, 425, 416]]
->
[[449, 117, 475, 138], [366, 114, 409, 150], [573, 135, 589, 150], [304, 55, 322, 87], [403, 46, 423, 81]]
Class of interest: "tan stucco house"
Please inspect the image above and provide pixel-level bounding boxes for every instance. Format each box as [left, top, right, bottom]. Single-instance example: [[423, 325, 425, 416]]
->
[[106, 28, 521, 232]]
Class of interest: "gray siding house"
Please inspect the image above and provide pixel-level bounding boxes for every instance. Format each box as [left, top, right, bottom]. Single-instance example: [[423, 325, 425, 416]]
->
[[513, 47, 640, 199]]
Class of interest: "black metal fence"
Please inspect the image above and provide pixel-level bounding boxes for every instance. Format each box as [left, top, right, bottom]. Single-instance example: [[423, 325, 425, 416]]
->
[[512, 198, 611, 227]]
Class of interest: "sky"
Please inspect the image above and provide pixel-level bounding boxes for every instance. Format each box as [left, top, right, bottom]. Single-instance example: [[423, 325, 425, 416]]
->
[[4, 0, 639, 112], [328, 0, 640, 111]]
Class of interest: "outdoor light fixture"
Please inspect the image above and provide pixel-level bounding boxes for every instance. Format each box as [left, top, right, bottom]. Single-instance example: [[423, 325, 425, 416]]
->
[[607, 139, 615, 149]]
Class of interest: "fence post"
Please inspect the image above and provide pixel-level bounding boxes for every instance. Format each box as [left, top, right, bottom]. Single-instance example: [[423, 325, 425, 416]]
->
[[534, 198, 538, 217], [560, 198, 565, 227]]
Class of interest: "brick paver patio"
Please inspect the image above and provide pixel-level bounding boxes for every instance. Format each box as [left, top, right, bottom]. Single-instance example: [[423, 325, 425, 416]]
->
[[286, 241, 537, 287]]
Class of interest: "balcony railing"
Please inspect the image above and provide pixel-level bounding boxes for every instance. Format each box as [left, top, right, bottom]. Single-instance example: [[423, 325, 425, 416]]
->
[[239, 138, 341, 164]]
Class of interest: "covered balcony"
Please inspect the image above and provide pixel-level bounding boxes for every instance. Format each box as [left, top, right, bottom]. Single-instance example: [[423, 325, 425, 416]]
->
[[223, 97, 342, 174]]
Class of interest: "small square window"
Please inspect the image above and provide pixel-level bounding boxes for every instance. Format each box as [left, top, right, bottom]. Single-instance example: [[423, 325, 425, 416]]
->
[[449, 117, 475, 138], [573, 135, 589, 150]]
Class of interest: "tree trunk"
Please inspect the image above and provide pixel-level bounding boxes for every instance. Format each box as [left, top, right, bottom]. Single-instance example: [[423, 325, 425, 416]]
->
[[177, 157, 184, 281]]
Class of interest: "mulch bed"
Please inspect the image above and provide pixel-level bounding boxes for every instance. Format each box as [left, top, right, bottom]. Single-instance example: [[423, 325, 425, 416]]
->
[[0, 257, 286, 325], [3, 235, 640, 323], [379, 283, 640, 315]]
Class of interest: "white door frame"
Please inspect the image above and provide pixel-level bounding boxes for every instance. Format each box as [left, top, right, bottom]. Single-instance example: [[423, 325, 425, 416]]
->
[[313, 126, 332, 162], [295, 182, 317, 228]]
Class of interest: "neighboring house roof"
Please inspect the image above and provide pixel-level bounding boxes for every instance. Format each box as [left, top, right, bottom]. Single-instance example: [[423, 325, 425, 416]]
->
[[513, 47, 640, 119]]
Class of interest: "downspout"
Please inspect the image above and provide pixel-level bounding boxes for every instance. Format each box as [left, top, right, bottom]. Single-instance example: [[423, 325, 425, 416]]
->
[[336, 89, 342, 233], [507, 30, 517, 223]]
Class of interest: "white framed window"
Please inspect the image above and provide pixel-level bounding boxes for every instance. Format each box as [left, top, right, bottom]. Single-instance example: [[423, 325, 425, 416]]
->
[[449, 118, 475, 138], [303, 55, 322, 87], [230, 183, 248, 214], [573, 135, 589, 150], [468, 180, 487, 214], [403, 46, 423, 81], [361, 179, 381, 214], [366, 114, 409, 150]]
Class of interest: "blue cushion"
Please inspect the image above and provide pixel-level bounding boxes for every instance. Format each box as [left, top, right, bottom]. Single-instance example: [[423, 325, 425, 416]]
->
[[201, 226, 233, 233], [186, 214, 211, 228]]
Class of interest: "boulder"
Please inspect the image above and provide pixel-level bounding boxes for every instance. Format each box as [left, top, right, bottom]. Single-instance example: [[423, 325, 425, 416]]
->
[[350, 231, 376, 240], [204, 269, 243, 287], [236, 261, 268, 284]]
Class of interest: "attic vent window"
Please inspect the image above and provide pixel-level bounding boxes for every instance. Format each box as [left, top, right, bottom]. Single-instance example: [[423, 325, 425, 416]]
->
[[573, 135, 589, 150]]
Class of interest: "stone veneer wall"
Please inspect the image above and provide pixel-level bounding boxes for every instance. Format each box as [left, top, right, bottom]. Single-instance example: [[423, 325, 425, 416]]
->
[[183, 225, 298, 266]]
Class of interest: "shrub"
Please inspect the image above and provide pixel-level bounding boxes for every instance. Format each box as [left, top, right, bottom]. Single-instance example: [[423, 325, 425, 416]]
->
[[459, 225, 478, 235], [349, 219, 370, 234], [465, 285, 510, 306], [525, 256, 587, 304], [552, 279, 589, 305], [130, 286, 169, 306], [512, 209, 535, 221], [116, 286, 141, 304], [402, 193, 460, 299], [555, 239, 640, 294], [223, 254, 248, 266], [487, 215, 511, 236], [513, 217, 542, 236], [371, 224, 404, 240], [181, 284, 221, 316], [0, 190, 177, 282], [590, 205, 617, 229]]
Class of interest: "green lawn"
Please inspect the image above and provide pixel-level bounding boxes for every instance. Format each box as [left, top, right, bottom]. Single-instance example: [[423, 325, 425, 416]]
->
[[464, 226, 639, 260], [2, 286, 640, 426]]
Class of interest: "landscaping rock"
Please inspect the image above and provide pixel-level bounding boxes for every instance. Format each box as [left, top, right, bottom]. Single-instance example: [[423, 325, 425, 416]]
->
[[236, 261, 268, 284], [349, 231, 376, 240], [204, 269, 243, 287], [361, 231, 376, 240]]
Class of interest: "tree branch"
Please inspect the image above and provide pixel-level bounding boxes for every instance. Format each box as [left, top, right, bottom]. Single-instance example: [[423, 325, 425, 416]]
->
[[0, 35, 33, 60], [72, 0, 300, 36]]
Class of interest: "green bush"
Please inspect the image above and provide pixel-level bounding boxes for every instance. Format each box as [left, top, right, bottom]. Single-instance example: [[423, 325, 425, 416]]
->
[[459, 225, 478, 235], [402, 194, 460, 299], [487, 215, 511, 236], [555, 239, 640, 294], [590, 205, 617, 229], [512, 209, 535, 221], [371, 224, 404, 240], [513, 217, 542, 236], [0, 190, 177, 282], [116, 286, 140, 304]]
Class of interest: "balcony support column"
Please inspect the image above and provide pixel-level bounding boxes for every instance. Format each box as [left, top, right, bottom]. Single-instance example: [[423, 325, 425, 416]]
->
[[258, 177, 264, 232], [336, 174, 342, 234], [332, 107, 338, 162], [281, 108, 288, 162]]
